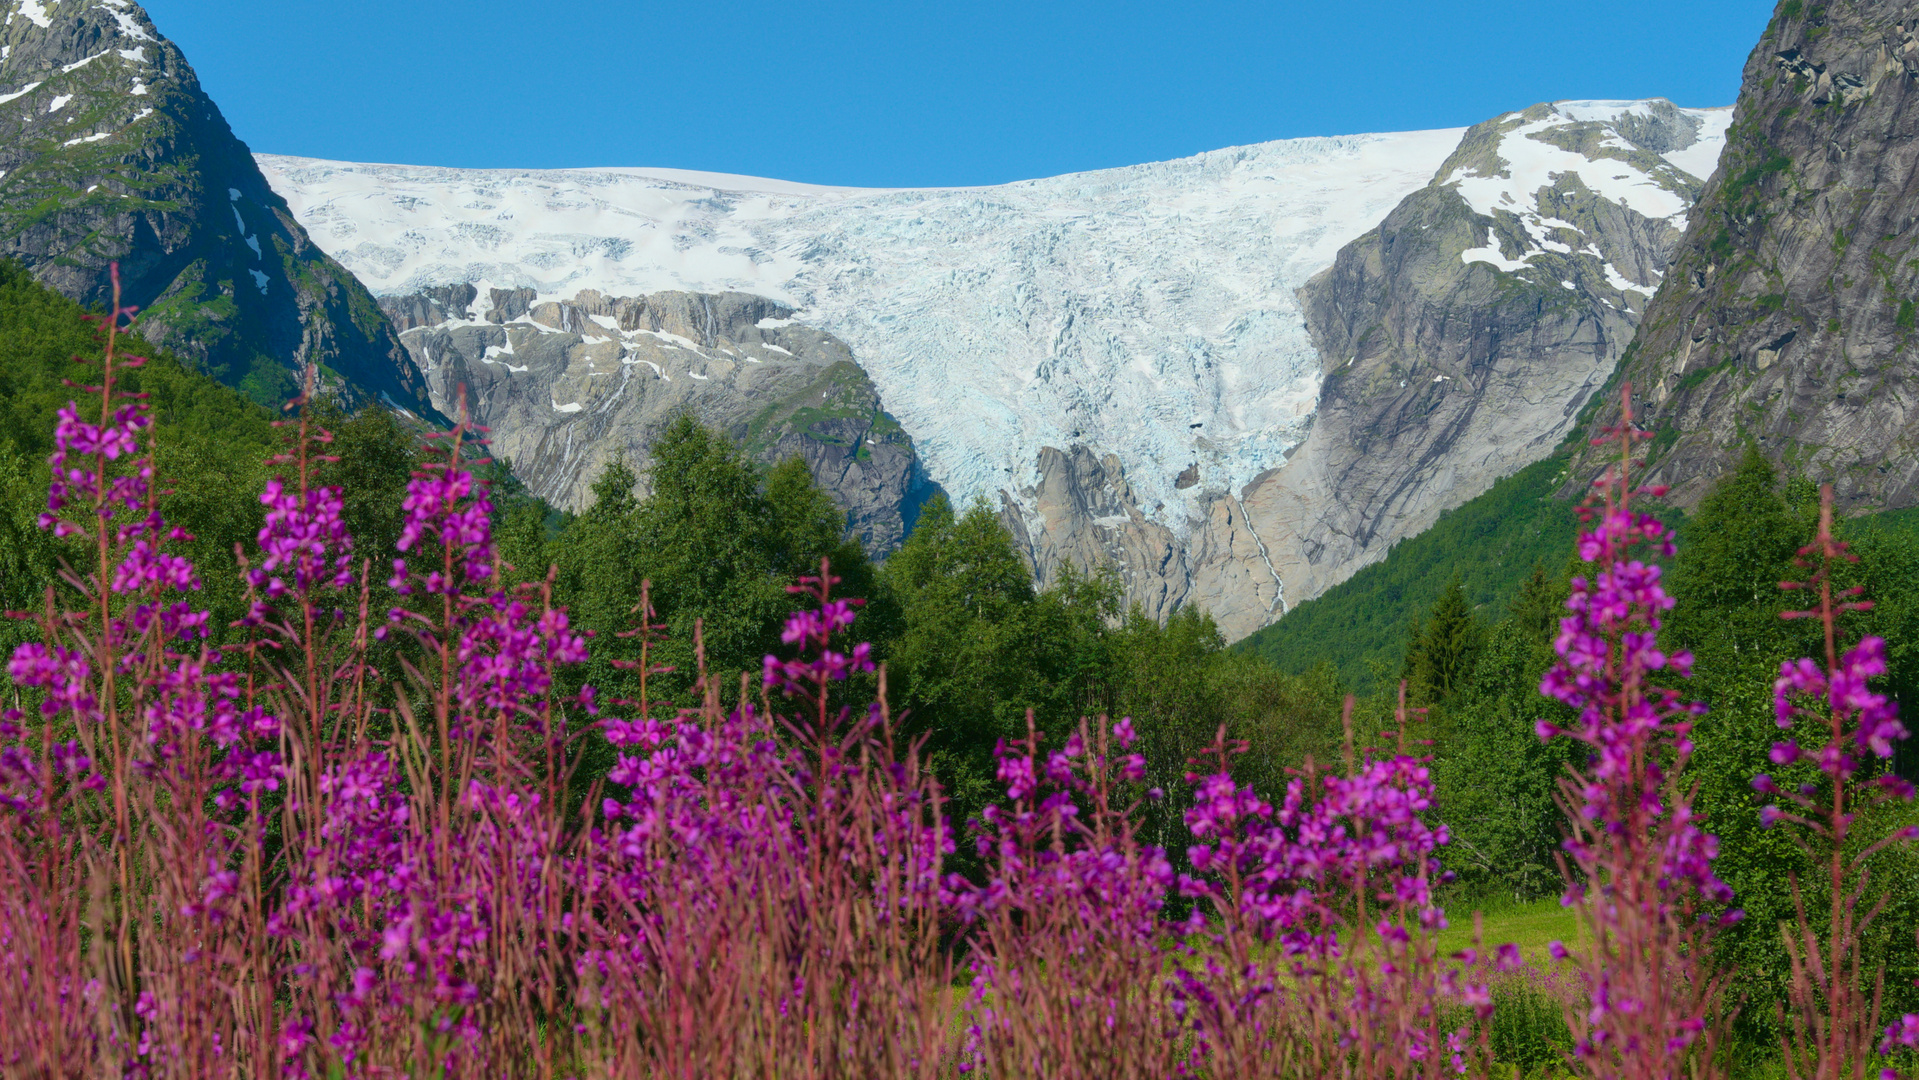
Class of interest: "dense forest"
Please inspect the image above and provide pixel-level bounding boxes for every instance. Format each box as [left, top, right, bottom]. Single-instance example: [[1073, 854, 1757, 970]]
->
[[4, 257, 1918, 1042]]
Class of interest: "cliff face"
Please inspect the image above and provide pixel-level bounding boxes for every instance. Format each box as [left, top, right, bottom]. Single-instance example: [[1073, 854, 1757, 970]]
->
[[382, 287, 923, 553], [1018, 100, 1726, 639], [1588, 0, 1919, 511], [1218, 101, 1713, 627], [0, 0, 435, 414], [254, 96, 1741, 634]]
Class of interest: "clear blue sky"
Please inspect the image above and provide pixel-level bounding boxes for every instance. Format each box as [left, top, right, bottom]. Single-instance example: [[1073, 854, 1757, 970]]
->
[[142, 0, 1775, 188]]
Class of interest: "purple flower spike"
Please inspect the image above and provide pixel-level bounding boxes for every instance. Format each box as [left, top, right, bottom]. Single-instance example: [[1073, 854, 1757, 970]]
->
[[250, 478, 354, 597]]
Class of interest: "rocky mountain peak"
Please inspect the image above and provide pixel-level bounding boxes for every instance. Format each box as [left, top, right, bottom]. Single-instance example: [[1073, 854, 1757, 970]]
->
[[255, 99, 1735, 637], [0, 0, 437, 415], [1157, 99, 1732, 636]]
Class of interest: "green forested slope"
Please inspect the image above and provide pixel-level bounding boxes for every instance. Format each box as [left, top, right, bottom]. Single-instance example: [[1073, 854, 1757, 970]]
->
[[0, 259, 282, 636], [1236, 454, 1583, 693], [1237, 445, 1919, 698]]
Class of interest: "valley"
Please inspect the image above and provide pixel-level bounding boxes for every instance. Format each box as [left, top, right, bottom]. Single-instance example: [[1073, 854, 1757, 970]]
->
[[6, 0, 1915, 647]]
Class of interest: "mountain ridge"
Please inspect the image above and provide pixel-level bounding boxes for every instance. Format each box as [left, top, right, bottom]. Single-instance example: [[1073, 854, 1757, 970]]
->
[[0, 0, 437, 415], [1217, 99, 1729, 631], [1584, 0, 1919, 514], [376, 282, 928, 553]]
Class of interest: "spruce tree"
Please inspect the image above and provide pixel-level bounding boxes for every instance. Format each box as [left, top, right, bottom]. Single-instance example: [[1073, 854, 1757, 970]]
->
[[1668, 443, 1804, 646], [1408, 574, 1483, 705], [1657, 446, 1919, 1039], [1430, 562, 1575, 900]]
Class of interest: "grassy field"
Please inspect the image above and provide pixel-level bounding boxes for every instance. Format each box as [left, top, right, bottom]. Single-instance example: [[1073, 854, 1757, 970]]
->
[[1442, 896, 1582, 964]]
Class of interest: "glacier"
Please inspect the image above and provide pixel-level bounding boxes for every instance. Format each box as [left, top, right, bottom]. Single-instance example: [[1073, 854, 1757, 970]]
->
[[258, 130, 1466, 531], [257, 99, 1730, 634]]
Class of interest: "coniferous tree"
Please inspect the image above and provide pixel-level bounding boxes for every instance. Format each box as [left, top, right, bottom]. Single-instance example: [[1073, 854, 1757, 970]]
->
[[1407, 574, 1484, 706], [1667, 444, 1807, 653], [550, 457, 647, 699], [1431, 563, 1578, 900], [1666, 447, 1829, 1036]]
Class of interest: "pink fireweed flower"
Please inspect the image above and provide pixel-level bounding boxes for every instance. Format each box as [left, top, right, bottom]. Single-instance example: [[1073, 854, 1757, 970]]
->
[[1168, 714, 1497, 1075], [1883, 1013, 1919, 1054], [251, 477, 354, 596], [593, 568, 954, 1070], [762, 573, 874, 695], [396, 455, 495, 586], [8, 643, 100, 722], [1536, 386, 1734, 1071], [1763, 488, 1916, 1076], [112, 514, 202, 595], [1537, 504, 1729, 901]]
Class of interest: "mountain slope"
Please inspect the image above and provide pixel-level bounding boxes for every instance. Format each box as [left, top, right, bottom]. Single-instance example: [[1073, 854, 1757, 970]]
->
[[259, 102, 1729, 636], [1590, 0, 1919, 510], [256, 132, 1463, 624], [1235, 452, 1582, 692], [0, 0, 435, 414], [1217, 101, 1727, 627], [1248, 0, 1919, 681]]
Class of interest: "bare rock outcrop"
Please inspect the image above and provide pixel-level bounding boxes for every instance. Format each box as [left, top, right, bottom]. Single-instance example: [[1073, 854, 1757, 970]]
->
[[384, 287, 922, 553], [1004, 100, 1724, 639], [1587, 0, 1919, 512]]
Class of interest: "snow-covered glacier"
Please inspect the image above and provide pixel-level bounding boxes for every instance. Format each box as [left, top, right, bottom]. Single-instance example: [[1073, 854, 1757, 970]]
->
[[258, 131, 1462, 526], [257, 99, 1730, 636]]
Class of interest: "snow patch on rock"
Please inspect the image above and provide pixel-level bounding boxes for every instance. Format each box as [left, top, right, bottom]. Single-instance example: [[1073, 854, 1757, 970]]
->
[[94, 1, 151, 41], [0, 81, 42, 106], [13, 0, 53, 29], [1450, 100, 1728, 280]]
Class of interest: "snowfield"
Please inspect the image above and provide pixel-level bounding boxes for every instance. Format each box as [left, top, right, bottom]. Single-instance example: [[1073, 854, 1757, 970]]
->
[[1449, 101, 1734, 286]]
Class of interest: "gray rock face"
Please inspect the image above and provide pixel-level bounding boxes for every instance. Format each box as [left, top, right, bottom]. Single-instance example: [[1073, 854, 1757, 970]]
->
[[1001, 100, 1727, 640], [1590, 0, 1919, 513], [998, 446, 1191, 613], [0, 0, 435, 414], [1226, 103, 1689, 628], [245, 94, 1731, 634], [383, 287, 922, 553]]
